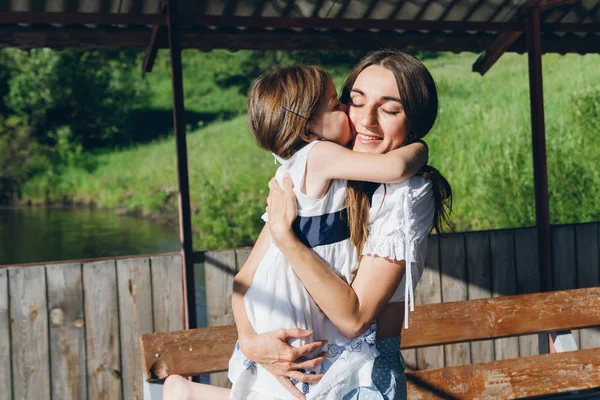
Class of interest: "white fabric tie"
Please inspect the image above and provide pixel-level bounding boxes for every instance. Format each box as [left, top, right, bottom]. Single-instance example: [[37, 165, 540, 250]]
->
[[403, 191, 416, 330], [272, 153, 285, 165]]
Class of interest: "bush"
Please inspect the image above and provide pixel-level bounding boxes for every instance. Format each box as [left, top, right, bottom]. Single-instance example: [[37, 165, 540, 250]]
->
[[0, 116, 49, 203], [3, 48, 150, 149], [193, 179, 266, 250], [571, 86, 600, 146]]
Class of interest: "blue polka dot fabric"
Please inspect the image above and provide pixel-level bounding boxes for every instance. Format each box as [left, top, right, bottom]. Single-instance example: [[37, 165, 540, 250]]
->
[[342, 336, 407, 400]]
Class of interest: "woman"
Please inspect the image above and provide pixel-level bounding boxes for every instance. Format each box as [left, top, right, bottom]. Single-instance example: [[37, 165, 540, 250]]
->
[[163, 51, 451, 400]]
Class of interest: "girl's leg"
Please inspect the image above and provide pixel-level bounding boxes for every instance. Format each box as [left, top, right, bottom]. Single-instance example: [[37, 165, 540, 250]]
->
[[163, 375, 231, 400]]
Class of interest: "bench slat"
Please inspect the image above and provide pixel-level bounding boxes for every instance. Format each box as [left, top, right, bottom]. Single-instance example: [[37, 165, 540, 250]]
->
[[141, 325, 237, 380], [141, 287, 600, 379], [403, 286, 600, 348], [406, 347, 600, 399]]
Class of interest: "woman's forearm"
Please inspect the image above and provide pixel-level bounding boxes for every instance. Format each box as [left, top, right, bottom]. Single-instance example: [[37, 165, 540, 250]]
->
[[277, 236, 366, 338]]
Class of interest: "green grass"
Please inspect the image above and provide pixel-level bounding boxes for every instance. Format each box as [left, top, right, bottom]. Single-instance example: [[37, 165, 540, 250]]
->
[[425, 52, 600, 231], [21, 52, 600, 250]]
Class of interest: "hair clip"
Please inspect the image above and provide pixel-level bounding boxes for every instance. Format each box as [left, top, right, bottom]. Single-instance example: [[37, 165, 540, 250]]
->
[[282, 106, 308, 120]]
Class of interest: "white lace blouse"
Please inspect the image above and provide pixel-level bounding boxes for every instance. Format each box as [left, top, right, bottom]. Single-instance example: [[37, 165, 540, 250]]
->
[[362, 176, 435, 329]]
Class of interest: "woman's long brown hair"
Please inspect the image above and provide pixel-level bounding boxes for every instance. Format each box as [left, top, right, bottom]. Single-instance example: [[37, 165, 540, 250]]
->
[[342, 51, 453, 256]]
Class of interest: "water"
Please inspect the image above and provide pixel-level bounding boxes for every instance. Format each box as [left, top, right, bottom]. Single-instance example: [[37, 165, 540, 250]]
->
[[0, 207, 207, 327]]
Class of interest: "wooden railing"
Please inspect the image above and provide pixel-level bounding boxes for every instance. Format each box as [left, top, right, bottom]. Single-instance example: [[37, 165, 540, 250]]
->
[[1, 221, 599, 399]]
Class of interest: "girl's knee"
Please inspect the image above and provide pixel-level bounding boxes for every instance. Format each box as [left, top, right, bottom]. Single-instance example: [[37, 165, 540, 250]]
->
[[163, 375, 191, 400]]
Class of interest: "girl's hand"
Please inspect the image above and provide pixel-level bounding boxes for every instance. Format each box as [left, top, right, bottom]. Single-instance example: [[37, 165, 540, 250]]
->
[[267, 173, 297, 247], [239, 329, 327, 399]]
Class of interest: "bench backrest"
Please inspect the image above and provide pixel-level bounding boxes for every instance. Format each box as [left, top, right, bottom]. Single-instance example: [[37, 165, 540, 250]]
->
[[140, 287, 600, 380]]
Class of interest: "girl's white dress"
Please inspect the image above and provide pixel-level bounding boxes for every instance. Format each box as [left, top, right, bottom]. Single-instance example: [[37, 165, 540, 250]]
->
[[228, 141, 435, 399]]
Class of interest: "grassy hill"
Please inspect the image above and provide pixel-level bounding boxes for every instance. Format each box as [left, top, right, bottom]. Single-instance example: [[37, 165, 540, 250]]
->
[[21, 52, 600, 250]]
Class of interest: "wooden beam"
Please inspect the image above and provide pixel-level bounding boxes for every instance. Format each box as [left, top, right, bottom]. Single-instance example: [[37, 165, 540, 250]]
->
[[0, 12, 527, 31], [526, 8, 552, 296], [539, 0, 579, 11], [140, 287, 600, 379], [472, 31, 522, 75], [472, 0, 584, 74], [142, 2, 167, 77], [0, 11, 165, 25], [142, 25, 163, 76], [472, 0, 544, 75], [1, 252, 180, 270], [1, 12, 598, 33], [0, 26, 493, 50], [166, 0, 196, 330], [406, 348, 600, 399], [1, 25, 598, 52]]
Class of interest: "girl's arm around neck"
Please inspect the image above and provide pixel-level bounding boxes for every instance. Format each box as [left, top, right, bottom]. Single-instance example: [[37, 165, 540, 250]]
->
[[308, 140, 428, 184]]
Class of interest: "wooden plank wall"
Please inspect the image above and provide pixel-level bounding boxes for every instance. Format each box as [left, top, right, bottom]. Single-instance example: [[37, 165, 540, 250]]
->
[[0, 254, 184, 400]]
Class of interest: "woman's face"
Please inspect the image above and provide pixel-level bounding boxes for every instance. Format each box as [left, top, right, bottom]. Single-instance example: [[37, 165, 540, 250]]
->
[[348, 65, 410, 154]]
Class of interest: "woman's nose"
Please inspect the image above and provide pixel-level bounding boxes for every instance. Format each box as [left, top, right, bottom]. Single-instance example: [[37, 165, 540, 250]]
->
[[359, 106, 378, 128], [339, 103, 348, 113]]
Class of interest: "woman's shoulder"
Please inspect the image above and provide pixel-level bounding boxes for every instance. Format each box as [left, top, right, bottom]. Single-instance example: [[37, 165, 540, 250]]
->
[[380, 175, 433, 201]]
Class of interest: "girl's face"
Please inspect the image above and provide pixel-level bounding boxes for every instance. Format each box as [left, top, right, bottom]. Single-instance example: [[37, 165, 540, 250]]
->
[[306, 81, 352, 147], [348, 65, 410, 154]]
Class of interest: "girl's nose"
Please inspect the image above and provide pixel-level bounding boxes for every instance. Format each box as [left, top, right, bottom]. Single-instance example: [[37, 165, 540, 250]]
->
[[339, 103, 348, 113]]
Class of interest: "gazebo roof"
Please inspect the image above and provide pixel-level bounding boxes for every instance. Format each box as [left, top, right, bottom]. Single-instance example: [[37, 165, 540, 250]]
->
[[0, 0, 598, 56]]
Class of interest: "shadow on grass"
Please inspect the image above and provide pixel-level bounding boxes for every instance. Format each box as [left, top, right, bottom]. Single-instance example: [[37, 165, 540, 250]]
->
[[127, 108, 240, 145], [78, 108, 241, 174]]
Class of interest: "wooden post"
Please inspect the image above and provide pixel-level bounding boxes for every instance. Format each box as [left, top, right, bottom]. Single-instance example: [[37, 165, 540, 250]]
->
[[526, 7, 552, 354], [167, 0, 197, 330]]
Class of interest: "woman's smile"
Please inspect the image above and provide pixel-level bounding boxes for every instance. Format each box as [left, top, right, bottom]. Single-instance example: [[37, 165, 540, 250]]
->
[[355, 132, 383, 145]]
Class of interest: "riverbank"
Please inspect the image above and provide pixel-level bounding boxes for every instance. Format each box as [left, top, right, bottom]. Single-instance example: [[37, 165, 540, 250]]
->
[[21, 115, 276, 250], [18, 52, 600, 250]]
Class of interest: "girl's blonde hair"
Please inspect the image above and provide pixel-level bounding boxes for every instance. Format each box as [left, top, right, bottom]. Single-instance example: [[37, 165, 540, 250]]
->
[[248, 65, 331, 159]]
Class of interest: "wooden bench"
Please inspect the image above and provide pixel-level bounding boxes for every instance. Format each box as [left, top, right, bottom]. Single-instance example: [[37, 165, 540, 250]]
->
[[141, 287, 600, 399]]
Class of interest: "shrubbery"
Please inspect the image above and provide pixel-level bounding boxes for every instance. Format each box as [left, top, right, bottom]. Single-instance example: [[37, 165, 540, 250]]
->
[[0, 49, 149, 202]]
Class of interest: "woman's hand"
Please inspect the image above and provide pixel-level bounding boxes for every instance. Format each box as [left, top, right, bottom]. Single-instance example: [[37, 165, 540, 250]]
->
[[267, 173, 298, 247], [239, 328, 327, 399]]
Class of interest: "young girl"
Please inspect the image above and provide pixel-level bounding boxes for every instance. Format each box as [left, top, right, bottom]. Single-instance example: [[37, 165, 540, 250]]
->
[[226, 65, 428, 399]]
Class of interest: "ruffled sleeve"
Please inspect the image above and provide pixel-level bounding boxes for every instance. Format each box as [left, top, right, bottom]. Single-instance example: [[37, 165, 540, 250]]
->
[[362, 177, 435, 329]]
